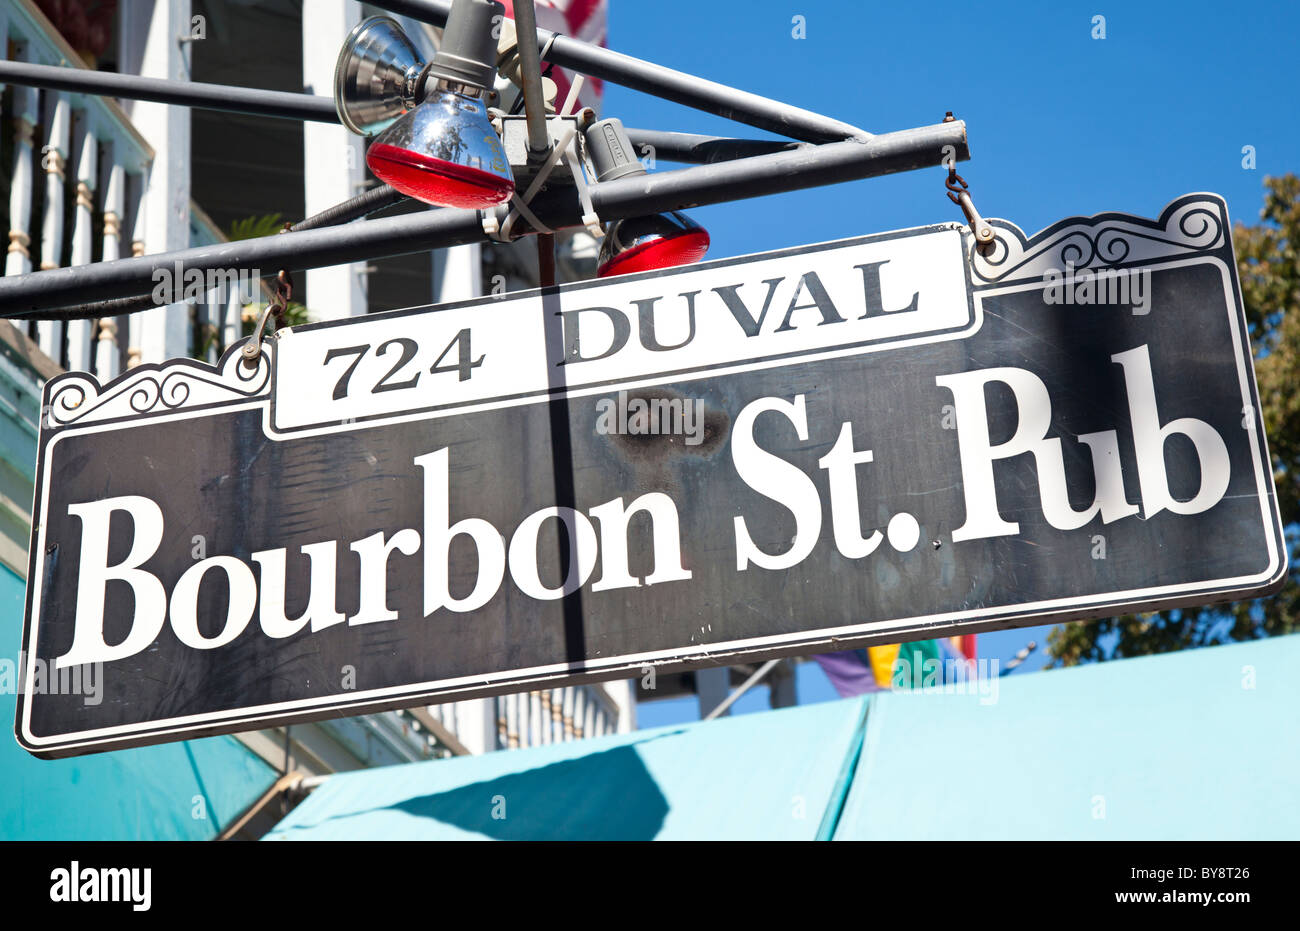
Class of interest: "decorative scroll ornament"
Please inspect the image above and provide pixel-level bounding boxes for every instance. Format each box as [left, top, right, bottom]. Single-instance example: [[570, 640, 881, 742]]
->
[[45, 341, 272, 429], [970, 194, 1227, 286]]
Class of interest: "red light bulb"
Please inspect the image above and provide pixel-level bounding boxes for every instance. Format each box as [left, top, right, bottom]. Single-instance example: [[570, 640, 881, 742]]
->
[[366, 87, 514, 210], [367, 143, 514, 209], [597, 213, 711, 278]]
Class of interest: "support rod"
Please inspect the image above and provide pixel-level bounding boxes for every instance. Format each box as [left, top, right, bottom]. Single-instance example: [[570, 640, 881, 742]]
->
[[0, 59, 340, 124], [704, 659, 782, 721], [624, 129, 808, 165], [0, 121, 967, 315], [510, 0, 552, 158], [0, 62, 819, 167], [369, 0, 870, 144]]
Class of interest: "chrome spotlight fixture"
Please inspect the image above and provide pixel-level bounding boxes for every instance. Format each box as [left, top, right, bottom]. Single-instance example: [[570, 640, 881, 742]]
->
[[334, 0, 514, 210], [333, 15, 424, 137], [584, 118, 711, 278]]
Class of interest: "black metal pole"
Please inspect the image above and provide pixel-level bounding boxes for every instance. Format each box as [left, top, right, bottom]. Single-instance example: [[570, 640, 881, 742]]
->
[[0, 60, 832, 168], [0, 120, 967, 315], [45, 185, 408, 320], [0, 61, 805, 167], [0, 60, 340, 124], [511, 0, 553, 159], [369, 0, 869, 144]]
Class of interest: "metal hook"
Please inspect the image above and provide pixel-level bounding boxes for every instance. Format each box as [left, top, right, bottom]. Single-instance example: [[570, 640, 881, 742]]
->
[[946, 167, 995, 252], [241, 263, 293, 368]]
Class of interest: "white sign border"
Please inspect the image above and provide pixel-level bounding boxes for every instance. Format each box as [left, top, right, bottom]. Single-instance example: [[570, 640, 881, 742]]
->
[[16, 194, 1288, 757]]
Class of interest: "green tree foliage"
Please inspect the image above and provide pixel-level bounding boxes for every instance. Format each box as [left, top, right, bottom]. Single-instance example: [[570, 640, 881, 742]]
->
[[226, 212, 309, 332], [227, 213, 286, 242], [1048, 175, 1300, 666]]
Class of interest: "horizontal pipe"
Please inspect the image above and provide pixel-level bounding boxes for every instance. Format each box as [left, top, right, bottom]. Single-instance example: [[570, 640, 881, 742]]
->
[[370, 0, 869, 144], [0, 121, 967, 315], [624, 129, 807, 165], [0, 11, 867, 147], [0, 60, 340, 124], [0, 59, 808, 167], [548, 121, 968, 222], [48, 186, 407, 319]]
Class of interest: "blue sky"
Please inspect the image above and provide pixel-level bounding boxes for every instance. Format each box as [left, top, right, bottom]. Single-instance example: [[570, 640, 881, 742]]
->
[[604, 0, 1300, 727]]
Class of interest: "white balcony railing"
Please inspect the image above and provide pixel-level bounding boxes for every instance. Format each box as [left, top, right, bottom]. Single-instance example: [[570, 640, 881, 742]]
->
[[2, 0, 153, 381], [492, 685, 621, 750]]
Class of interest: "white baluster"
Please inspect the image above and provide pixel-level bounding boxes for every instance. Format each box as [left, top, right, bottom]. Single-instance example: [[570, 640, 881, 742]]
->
[[562, 687, 576, 741], [101, 161, 124, 262], [202, 286, 219, 363], [505, 693, 519, 749], [551, 688, 564, 743], [36, 92, 71, 361], [127, 182, 147, 368], [99, 164, 126, 380], [65, 115, 98, 372], [5, 51, 37, 279], [223, 283, 243, 355], [95, 320, 119, 381]]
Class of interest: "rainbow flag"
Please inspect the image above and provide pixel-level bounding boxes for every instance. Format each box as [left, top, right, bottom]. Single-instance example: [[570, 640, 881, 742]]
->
[[814, 635, 976, 697]]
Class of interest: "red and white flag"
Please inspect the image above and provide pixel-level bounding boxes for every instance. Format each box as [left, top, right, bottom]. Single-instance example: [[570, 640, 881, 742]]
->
[[500, 0, 607, 115]]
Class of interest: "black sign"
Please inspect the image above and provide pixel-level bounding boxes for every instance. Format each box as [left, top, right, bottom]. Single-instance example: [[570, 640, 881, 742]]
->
[[17, 193, 1286, 757]]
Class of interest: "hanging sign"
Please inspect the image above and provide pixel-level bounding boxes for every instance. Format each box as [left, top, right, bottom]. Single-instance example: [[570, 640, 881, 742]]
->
[[16, 193, 1286, 757]]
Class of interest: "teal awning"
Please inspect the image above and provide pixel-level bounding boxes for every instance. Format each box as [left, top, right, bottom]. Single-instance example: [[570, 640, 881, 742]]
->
[[0, 566, 280, 840], [268, 632, 1300, 841], [834, 631, 1300, 840], [267, 695, 869, 841]]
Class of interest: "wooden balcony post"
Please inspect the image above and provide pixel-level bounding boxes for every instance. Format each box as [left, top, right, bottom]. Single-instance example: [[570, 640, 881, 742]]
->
[[95, 319, 119, 380], [302, 0, 367, 320], [5, 46, 38, 279], [573, 688, 587, 738], [607, 679, 637, 733], [101, 160, 125, 262], [127, 180, 147, 368], [447, 698, 497, 755], [36, 91, 70, 361], [126, 0, 192, 362], [65, 113, 97, 372], [222, 287, 243, 355], [562, 686, 576, 740]]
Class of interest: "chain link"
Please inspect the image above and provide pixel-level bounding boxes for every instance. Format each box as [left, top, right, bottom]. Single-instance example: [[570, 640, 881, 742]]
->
[[944, 152, 996, 253]]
